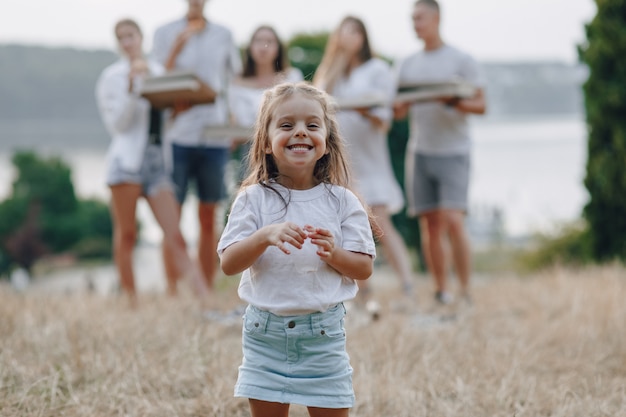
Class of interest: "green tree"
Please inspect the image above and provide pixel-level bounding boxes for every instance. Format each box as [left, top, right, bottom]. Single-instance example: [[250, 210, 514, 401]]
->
[[0, 151, 112, 276], [579, 0, 626, 261], [287, 32, 329, 80]]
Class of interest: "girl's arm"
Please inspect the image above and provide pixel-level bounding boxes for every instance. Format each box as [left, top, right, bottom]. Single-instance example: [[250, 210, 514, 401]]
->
[[220, 222, 307, 276], [305, 226, 373, 280]]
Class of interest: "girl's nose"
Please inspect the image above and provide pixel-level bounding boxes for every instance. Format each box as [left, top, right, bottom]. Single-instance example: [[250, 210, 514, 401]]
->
[[294, 123, 307, 137]]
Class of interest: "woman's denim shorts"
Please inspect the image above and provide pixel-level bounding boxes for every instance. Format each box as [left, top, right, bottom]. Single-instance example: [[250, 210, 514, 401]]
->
[[106, 144, 172, 196], [235, 303, 354, 408]]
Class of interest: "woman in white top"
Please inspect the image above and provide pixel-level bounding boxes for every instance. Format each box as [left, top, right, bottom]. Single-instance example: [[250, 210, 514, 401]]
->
[[314, 16, 414, 305], [229, 25, 303, 182], [96, 19, 205, 307]]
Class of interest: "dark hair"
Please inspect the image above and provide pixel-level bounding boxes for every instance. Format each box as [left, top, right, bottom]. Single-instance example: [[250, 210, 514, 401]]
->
[[114, 18, 143, 38], [242, 25, 288, 78], [415, 0, 440, 13]]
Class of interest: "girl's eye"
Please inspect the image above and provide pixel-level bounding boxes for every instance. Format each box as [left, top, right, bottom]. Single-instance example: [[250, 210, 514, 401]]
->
[[280, 123, 292, 129], [308, 124, 319, 129]]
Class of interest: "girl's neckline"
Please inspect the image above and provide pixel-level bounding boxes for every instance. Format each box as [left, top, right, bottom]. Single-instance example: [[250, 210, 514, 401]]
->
[[269, 182, 329, 201]]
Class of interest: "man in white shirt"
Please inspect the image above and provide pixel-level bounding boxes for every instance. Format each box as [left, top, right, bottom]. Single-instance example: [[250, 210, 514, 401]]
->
[[152, 0, 242, 291], [395, 0, 486, 304]]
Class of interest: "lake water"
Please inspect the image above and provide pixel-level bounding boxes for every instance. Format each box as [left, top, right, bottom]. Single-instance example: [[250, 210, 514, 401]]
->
[[0, 115, 587, 245]]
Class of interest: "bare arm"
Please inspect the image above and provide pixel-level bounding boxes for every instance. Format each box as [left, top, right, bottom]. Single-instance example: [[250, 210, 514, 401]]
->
[[164, 22, 205, 71], [445, 88, 487, 115], [355, 108, 390, 132], [305, 225, 373, 280], [220, 222, 307, 276]]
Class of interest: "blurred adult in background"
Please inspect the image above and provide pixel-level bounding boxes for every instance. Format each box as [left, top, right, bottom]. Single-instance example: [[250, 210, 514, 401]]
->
[[95, 18, 206, 308], [151, 0, 242, 293], [394, 0, 486, 305], [314, 16, 415, 311], [228, 25, 303, 184]]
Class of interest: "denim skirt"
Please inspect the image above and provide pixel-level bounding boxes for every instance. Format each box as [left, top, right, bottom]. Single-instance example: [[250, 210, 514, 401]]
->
[[235, 303, 354, 408]]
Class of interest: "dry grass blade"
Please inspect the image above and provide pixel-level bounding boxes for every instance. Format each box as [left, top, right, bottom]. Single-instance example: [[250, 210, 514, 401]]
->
[[1, 264, 625, 416]]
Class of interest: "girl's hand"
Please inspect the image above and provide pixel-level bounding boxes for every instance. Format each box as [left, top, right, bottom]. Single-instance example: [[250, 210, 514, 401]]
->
[[264, 222, 307, 255], [304, 225, 335, 259]]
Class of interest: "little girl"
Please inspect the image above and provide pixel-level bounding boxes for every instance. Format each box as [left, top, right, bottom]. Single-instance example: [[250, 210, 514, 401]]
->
[[218, 82, 376, 417]]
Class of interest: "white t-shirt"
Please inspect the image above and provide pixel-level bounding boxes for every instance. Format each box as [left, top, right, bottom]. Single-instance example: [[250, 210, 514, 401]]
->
[[151, 18, 242, 148], [217, 182, 376, 315], [395, 44, 485, 155]]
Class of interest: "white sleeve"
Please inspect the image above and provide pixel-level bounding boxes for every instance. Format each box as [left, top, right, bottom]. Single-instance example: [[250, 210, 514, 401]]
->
[[95, 67, 145, 135], [217, 189, 259, 256], [460, 53, 485, 88], [339, 189, 377, 258], [151, 26, 171, 66]]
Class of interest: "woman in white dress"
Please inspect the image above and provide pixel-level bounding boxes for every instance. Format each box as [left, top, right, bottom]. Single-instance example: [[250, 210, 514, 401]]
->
[[314, 16, 414, 306], [229, 25, 303, 183]]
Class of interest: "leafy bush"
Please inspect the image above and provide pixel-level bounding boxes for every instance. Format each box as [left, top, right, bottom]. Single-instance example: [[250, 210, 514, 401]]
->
[[0, 151, 112, 276], [516, 221, 593, 271]]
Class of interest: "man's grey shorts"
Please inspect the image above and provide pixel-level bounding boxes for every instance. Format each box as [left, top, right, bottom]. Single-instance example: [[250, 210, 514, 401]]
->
[[106, 144, 173, 196], [405, 152, 470, 217]]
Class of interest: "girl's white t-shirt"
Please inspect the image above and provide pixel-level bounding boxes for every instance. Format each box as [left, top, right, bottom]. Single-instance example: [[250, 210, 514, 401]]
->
[[217, 182, 376, 316]]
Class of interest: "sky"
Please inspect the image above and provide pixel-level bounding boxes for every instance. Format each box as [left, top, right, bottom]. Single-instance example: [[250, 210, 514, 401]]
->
[[1, 0, 596, 63]]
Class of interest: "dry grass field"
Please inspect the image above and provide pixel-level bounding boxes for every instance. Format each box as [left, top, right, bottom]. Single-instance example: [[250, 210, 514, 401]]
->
[[1, 264, 625, 417]]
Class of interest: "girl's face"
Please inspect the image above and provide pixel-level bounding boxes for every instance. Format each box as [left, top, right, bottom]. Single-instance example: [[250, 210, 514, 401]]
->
[[266, 93, 328, 184], [338, 20, 364, 55], [250, 28, 280, 67], [116, 24, 143, 59]]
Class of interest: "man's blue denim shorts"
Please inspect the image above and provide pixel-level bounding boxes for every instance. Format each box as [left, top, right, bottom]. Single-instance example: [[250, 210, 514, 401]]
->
[[171, 144, 228, 204]]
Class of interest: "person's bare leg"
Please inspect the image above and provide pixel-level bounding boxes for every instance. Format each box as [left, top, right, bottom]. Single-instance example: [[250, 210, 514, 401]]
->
[[372, 205, 414, 294], [161, 202, 182, 295], [198, 202, 218, 290], [148, 190, 182, 295], [419, 211, 448, 294], [307, 406, 349, 417], [249, 399, 290, 417], [147, 189, 208, 298], [109, 184, 142, 308], [445, 210, 471, 296]]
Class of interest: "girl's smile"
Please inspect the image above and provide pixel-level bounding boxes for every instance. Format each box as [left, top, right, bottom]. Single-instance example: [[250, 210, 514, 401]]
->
[[267, 92, 329, 187]]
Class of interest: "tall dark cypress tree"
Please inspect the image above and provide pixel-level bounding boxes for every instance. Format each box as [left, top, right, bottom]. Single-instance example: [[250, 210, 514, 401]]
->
[[579, 0, 626, 261]]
